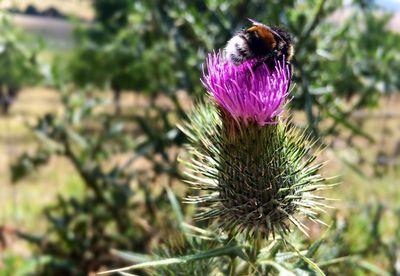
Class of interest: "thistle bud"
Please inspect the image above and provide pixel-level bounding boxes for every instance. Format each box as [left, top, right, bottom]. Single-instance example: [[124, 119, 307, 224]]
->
[[179, 52, 328, 239]]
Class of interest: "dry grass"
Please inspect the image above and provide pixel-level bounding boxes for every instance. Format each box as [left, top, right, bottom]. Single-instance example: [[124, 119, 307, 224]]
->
[[0, 0, 94, 20], [0, 88, 74, 232]]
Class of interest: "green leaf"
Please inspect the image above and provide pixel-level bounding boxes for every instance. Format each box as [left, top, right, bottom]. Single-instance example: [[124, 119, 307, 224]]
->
[[306, 236, 326, 259], [287, 241, 325, 276], [111, 249, 153, 263], [117, 272, 138, 276], [357, 260, 390, 276], [166, 186, 185, 227], [317, 255, 359, 267], [259, 260, 296, 276], [318, 255, 390, 276], [98, 245, 242, 274]]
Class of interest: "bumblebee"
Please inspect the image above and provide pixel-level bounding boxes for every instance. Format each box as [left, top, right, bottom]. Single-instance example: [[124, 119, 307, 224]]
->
[[224, 19, 294, 72]]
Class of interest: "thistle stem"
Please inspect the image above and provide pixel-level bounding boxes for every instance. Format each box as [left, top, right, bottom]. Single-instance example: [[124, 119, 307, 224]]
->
[[247, 234, 263, 274], [229, 256, 236, 276]]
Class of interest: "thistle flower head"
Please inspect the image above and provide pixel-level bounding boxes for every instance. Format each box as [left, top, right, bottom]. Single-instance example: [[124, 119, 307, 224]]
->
[[201, 52, 291, 126], [179, 51, 330, 239]]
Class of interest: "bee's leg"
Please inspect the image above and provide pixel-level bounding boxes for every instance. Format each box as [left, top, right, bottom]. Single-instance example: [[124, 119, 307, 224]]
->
[[252, 54, 274, 71], [286, 61, 293, 93]]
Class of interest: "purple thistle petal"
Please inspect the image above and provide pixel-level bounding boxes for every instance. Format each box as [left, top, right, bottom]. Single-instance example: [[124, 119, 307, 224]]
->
[[201, 51, 291, 126]]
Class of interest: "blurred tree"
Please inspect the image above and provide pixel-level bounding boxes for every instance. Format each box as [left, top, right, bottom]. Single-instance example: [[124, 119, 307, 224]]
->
[[68, 0, 134, 113], [93, 0, 131, 34], [68, 0, 400, 140], [0, 15, 42, 114]]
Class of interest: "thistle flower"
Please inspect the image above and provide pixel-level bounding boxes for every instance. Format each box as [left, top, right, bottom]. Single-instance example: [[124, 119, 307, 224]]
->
[[201, 52, 291, 126], [179, 52, 329, 239]]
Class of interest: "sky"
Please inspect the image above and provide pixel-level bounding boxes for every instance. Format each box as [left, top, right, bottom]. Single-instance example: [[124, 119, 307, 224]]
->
[[343, 0, 400, 11], [380, 0, 400, 11]]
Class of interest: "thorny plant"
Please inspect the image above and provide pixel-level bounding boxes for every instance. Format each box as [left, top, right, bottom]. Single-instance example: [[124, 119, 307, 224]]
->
[[100, 50, 336, 275]]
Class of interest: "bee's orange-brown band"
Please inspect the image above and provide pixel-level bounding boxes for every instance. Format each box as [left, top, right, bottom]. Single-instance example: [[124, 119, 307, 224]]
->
[[247, 26, 277, 48]]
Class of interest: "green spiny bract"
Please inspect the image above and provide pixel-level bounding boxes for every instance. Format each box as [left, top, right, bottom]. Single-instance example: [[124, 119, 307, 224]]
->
[[179, 102, 329, 239], [152, 234, 223, 275]]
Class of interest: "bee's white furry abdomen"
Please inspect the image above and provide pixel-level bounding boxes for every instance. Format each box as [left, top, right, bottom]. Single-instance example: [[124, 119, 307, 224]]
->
[[224, 34, 250, 65]]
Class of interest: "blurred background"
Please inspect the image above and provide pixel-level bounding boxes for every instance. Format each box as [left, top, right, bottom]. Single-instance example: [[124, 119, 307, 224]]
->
[[0, 0, 399, 275]]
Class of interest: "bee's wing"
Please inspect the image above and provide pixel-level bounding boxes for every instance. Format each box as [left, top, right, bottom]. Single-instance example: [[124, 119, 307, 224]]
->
[[248, 18, 288, 48], [248, 18, 282, 38], [248, 18, 264, 26]]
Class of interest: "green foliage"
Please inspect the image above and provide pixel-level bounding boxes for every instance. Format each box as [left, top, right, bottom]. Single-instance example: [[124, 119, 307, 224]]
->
[[0, 15, 41, 88], [10, 149, 50, 183], [93, 0, 132, 35], [69, 0, 301, 95], [293, 7, 400, 138], [0, 252, 51, 276], [104, 201, 400, 275], [9, 88, 185, 275], [0, 14, 42, 113], [312, 204, 399, 275]]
